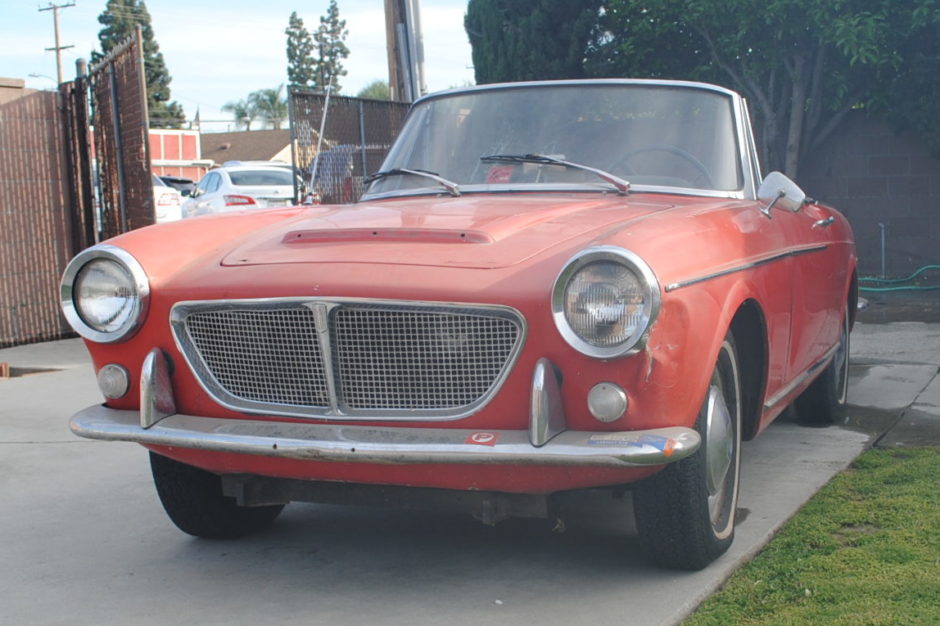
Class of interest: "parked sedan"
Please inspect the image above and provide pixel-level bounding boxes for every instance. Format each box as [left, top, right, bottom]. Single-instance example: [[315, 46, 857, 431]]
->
[[182, 165, 295, 217], [61, 80, 856, 570], [158, 175, 195, 197], [151, 174, 181, 223]]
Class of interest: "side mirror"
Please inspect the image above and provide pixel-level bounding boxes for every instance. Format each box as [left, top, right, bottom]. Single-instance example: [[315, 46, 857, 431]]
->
[[757, 171, 806, 217], [180, 189, 191, 198]]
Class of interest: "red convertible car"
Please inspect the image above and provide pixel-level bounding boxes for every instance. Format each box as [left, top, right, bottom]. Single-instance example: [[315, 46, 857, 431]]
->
[[62, 80, 856, 570]]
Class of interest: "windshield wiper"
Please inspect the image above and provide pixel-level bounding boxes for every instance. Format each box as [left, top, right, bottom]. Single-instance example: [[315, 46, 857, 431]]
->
[[364, 168, 461, 197], [480, 153, 630, 195]]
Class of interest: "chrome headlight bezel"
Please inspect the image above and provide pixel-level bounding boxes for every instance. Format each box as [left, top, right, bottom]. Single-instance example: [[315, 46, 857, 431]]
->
[[551, 246, 661, 358], [60, 244, 150, 343]]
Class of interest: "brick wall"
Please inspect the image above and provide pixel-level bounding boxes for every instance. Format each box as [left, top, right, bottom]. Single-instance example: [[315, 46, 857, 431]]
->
[[799, 110, 940, 277]]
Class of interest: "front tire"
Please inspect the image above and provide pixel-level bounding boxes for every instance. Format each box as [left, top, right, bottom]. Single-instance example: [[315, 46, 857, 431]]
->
[[150, 452, 284, 539], [633, 334, 742, 570], [794, 312, 849, 426]]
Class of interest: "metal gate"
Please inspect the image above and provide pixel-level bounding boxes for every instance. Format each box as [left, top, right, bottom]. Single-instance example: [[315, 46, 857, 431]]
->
[[289, 89, 409, 204], [60, 76, 96, 254], [89, 27, 153, 239]]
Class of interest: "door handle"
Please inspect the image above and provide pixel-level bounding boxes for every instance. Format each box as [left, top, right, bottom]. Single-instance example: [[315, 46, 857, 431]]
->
[[813, 216, 835, 228]]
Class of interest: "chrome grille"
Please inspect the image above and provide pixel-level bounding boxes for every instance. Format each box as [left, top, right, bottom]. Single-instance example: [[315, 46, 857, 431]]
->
[[172, 299, 525, 420], [332, 307, 520, 410], [184, 308, 329, 407]]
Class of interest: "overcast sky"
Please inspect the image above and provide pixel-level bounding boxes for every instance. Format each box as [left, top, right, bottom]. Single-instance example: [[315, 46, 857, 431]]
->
[[1, 0, 476, 130]]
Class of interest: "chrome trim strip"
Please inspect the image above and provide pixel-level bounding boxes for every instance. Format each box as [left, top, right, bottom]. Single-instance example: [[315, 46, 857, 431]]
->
[[170, 298, 527, 422], [60, 244, 151, 344], [306, 302, 340, 414], [413, 78, 742, 107], [140, 349, 176, 428], [529, 358, 566, 447], [70, 405, 701, 468], [738, 96, 762, 199], [763, 343, 839, 410], [665, 245, 829, 292]]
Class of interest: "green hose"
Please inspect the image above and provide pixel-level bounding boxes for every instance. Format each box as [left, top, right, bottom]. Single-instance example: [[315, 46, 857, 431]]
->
[[859, 265, 940, 292]]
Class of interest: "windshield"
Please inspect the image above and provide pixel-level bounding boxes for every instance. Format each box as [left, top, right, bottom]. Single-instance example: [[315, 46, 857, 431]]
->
[[365, 83, 742, 197], [229, 169, 294, 186]]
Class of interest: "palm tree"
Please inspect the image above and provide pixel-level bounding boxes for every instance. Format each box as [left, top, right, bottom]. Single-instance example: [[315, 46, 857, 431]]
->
[[249, 85, 289, 130], [221, 98, 259, 130]]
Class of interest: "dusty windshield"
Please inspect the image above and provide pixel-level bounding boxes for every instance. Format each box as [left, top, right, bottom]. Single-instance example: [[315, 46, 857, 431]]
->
[[364, 83, 742, 197]]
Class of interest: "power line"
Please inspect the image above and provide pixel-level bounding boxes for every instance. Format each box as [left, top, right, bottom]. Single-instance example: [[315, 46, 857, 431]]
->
[[38, 2, 75, 84]]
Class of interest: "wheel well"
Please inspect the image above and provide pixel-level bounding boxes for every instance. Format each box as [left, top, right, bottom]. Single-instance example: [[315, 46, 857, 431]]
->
[[730, 300, 767, 441], [848, 270, 859, 330]]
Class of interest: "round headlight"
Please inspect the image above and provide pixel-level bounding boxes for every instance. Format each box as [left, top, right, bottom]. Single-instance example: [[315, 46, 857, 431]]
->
[[74, 259, 137, 333], [61, 245, 149, 343], [552, 246, 660, 358]]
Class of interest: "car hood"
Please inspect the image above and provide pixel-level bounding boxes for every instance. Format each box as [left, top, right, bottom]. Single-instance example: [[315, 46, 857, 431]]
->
[[221, 194, 675, 270]]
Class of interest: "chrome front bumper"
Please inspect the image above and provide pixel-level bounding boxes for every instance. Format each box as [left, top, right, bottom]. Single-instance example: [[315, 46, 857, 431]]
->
[[69, 349, 700, 469], [70, 405, 699, 468]]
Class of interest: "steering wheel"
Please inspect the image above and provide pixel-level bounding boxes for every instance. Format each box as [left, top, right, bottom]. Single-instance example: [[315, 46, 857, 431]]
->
[[610, 145, 715, 188]]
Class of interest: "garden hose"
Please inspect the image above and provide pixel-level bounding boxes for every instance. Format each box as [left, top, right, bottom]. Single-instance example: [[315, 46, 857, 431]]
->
[[859, 265, 940, 292]]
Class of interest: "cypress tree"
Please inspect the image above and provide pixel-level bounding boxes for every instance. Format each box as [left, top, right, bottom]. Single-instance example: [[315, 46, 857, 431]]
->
[[286, 11, 317, 90], [93, 0, 185, 128], [313, 0, 349, 92]]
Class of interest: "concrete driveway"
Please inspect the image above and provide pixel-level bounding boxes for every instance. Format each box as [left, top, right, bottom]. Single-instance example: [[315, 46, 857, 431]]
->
[[1, 321, 935, 625]]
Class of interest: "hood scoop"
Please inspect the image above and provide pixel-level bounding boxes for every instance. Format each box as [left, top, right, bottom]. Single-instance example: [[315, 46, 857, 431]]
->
[[282, 228, 494, 245]]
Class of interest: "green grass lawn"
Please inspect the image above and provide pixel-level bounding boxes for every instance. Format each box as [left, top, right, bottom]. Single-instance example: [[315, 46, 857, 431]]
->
[[687, 448, 940, 625]]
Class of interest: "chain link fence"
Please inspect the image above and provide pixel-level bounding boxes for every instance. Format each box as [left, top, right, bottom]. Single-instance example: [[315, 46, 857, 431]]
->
[[289, 89, 410, 204]]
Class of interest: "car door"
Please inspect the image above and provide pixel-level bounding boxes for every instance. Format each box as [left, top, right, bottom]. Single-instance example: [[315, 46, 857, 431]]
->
[[202, 172, 224, 212], [781, 202, 848, 382]]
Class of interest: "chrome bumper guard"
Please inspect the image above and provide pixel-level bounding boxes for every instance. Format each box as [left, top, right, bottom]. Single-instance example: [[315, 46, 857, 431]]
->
[[69, 350, 700, 469]]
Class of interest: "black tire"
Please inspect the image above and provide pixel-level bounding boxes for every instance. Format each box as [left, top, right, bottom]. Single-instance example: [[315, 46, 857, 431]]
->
[[149, 452, 284, 539], [794, 312, 849, 426], [633, 334, 742, 570]]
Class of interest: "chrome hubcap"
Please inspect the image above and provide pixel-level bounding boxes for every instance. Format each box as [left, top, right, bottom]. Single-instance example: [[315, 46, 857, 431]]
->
[[835, 316, 849, 404], [705, 384, 733, 499], [705, 385, 734, 495]]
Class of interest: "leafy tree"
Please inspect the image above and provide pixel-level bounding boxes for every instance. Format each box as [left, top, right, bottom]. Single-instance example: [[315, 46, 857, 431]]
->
[[93, 0, 185, 128], [286, 11, 317, 90], [464, 0, 602, 84], [356, 80, 390, 101], [249, 85, 289, 130], [868, 4, 940, 160], [587, 0, 940, 178], [313, 0, 350, 92], [220, 98, 259, 131]]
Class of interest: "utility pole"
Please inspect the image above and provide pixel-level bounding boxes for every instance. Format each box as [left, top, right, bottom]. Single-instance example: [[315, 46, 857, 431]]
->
[[384, 0, 426, 102], [39, 2, 76, 84]]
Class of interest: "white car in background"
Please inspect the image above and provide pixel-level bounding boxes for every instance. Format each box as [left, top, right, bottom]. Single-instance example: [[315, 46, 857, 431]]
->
[[152, 174, 182, 223], [183, 165, 296, 217]]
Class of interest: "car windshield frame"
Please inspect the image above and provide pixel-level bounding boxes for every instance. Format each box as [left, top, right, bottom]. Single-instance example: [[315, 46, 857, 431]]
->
[[361, 79, 760, 202]]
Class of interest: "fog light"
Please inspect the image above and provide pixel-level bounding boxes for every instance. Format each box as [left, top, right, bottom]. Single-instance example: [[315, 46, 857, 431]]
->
[[587, 382, 627, 422], [97, 364, 130, 399]]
